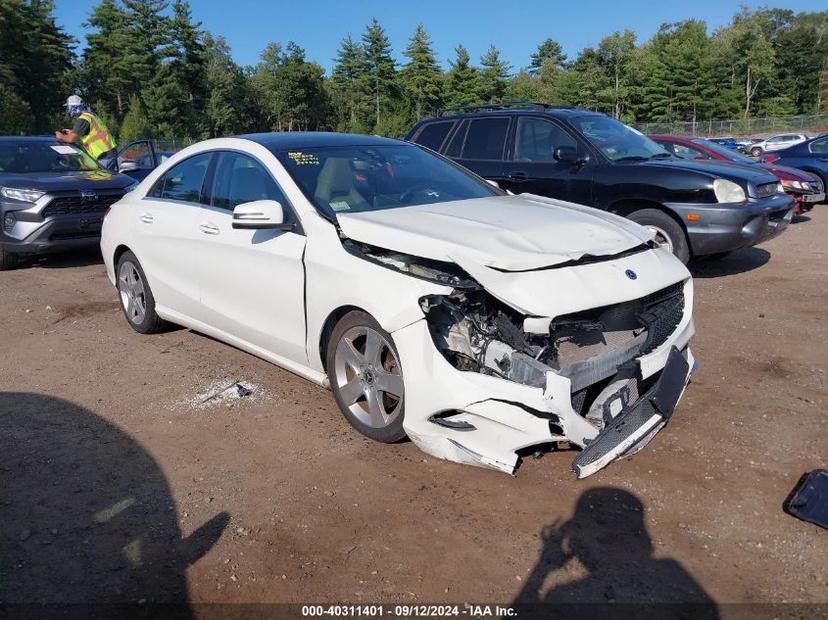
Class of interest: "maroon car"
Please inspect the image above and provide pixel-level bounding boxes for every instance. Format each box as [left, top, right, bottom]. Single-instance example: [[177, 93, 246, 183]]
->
[[651, 134, 824, 214]]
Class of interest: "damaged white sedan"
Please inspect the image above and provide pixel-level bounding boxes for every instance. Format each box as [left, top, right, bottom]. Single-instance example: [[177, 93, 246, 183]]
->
[[101, 133, 696, 478]]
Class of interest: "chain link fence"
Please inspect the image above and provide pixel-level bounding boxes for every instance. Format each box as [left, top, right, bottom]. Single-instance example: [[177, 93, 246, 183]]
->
[[634, 114, 828, 137]]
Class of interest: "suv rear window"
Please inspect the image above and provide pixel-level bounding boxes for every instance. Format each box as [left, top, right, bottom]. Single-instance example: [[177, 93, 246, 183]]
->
[[461, 117, 509, 160], [413, 121, 454, 152]]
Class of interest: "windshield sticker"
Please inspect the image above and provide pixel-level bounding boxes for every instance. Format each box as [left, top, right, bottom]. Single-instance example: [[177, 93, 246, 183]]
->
[[51, 145, 80, 155], [287, 151, 319, 166], [329, 201, 351, 212]]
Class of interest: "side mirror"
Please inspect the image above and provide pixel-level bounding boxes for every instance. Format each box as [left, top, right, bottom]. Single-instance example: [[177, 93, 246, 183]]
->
[[232, 200, 292, 230], [118, 160, 139, 173], [554, 146, 589, 165]]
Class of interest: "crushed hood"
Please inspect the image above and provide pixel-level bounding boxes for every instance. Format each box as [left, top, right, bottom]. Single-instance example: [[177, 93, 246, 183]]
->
[[336, 194, 653, 272]]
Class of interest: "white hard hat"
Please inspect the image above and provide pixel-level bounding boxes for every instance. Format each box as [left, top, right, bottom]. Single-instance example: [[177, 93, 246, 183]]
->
[[65, 94, 83, 107]]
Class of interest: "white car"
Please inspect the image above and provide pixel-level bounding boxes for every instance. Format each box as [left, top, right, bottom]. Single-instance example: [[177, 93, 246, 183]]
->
[[749, 133, 808, 157], [101, 133, 696, 478]]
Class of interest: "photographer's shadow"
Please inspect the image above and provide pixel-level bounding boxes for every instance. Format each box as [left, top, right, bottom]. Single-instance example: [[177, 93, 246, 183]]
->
[[514, 487, 718, 618], [0, 392, 229, 611]]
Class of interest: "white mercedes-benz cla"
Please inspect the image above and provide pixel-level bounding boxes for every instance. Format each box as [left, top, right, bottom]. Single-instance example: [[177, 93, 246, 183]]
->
[[101, 133, 696, 477]]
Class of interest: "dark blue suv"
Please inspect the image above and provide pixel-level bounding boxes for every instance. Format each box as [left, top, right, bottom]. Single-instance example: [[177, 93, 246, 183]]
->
[[406, 103, 794, 263]]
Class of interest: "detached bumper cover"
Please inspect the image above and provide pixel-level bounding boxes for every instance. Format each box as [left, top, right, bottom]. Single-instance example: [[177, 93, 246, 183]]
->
[[571, 346, 691, 478]]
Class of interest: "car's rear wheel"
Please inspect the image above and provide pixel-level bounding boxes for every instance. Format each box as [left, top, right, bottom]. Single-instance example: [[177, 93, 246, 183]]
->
[[116, 251, 165, 334], [327, 311, 406, 443], [0, 249, 18, 271], [627, 208, 690, 264], [750, 146, 763, 157]]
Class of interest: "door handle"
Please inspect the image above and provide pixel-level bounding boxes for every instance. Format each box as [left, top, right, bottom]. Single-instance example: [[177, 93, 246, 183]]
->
[[199, 222, 220, 235], [139, 213, 153, 224], [507, 171, 528, 182]]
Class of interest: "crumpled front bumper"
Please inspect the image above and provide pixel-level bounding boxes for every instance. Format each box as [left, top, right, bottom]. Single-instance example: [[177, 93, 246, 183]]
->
[[391, 299, 695, 478]]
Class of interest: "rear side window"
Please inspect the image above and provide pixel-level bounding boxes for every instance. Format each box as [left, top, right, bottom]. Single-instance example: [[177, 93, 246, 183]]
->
[[148, 153, 212, 203], [811, 137, 828, 154], [444, 120, 468, 157], [461, 117, 509, 160], [513, 117, 576, 162], [412, 121, 454, 152], [670, 143, 708, 160]]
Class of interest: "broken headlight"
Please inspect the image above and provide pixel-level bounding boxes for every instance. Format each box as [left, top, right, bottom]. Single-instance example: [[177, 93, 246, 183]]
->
[[342, 239, 479, 289]]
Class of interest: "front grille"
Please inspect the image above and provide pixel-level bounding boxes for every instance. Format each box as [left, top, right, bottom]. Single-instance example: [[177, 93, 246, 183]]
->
[[551, 282, 685, 371], [42, 193, 122, 218], [49, 231, 100, 241], [755, 182, 779, 198]]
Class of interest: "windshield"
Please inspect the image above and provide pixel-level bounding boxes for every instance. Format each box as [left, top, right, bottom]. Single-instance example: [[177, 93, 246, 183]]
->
[[691, 138, 754, 164], [573, 116, 669, 162], [274, 144, 500, 218], [0, 141, 100, 173]]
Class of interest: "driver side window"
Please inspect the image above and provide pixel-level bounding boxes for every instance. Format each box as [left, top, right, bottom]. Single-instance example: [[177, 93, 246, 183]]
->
[[513, 117, 576, 162]]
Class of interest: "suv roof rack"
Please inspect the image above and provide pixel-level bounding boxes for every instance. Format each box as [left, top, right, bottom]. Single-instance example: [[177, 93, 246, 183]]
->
[[438, 101, 570, 116]]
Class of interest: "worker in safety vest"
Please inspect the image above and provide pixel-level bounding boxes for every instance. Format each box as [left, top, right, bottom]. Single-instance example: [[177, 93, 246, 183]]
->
[[55, 95, 117, 169]]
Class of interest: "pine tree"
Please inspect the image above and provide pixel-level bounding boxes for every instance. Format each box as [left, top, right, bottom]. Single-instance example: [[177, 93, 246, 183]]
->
[[361, 18, 397, 129], [330, 34, 367, 131], [203, 34, 254, 137], [0, 0, 74, 132], [445, 45, 480, 107], [529, 38, 566, 75], [479, 45, 511, 102], [401, 25, 442, 120]]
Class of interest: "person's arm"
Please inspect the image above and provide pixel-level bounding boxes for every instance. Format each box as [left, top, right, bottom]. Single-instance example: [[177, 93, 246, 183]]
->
[[55, 129, 79, 143]]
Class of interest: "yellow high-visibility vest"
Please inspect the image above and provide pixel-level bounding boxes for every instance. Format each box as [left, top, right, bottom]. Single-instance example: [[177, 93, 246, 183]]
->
[[78, 112, 116, 159]]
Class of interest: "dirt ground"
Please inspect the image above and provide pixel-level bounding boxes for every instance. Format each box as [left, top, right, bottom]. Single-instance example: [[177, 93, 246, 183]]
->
[[1, 208, 826, 614]]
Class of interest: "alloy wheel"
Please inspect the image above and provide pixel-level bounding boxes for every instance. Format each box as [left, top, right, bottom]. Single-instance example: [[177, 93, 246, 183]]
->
[[118, 261, 147, 325], [333, 325, 404, 429]]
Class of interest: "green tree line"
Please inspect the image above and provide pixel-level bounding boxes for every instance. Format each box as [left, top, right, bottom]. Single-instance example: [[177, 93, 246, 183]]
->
[[2, 0, 827, 140]]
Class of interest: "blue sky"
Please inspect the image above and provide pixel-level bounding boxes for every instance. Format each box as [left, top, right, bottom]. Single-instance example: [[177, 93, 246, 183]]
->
[[54, 0, 825, 73]]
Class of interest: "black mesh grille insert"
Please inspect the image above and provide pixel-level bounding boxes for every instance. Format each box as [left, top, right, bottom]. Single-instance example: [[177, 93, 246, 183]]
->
[[42, 193, 122, 218]]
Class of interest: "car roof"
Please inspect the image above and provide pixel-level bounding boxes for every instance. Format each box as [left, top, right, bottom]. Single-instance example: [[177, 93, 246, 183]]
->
[[422, 106, 600, 123], [240, 132, 405, 150], [0, 136, 59, 143]]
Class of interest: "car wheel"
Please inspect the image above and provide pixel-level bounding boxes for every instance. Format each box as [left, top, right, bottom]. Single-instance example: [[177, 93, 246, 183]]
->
[[0, 249, 18, 271], [627, 208, 690, 264], [327, 310, 406, 443], [750, 146, 762, 157], [116, 250, 165, 334]]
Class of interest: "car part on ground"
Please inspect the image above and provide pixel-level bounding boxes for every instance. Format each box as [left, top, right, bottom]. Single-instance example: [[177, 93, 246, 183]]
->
[[783, 469, 828, 530], [101, 133, 697, 478], [0, 137, 135, 270], [406, 103, 794, 264]]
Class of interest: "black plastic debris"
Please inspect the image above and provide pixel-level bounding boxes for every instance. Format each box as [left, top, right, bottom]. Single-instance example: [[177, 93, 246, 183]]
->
[[783, 469, 828, 530]]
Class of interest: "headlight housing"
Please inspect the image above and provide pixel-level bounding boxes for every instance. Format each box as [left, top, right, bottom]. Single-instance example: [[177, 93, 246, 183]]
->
[[0, 187, 45, 203], [713, 178, 746, 203]]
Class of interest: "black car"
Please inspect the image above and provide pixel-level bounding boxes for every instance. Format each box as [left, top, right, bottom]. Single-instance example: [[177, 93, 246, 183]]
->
[[406, 103, 794, 263], [0, 137, 136, 269]]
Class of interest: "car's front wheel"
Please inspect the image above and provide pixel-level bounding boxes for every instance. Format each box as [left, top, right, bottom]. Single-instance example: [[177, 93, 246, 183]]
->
[[750, 146, 763, 157], [116, 250, 165, 334], [627, 208, 690, 264], [327, 311, 406, 443]]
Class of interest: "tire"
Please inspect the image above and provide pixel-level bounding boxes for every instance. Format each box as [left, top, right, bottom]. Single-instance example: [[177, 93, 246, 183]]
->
[[627, 208, 690, 264], [116, 250, 165, 334], [0, 249, 18, 271], [750, 146, 762, 157], [326, 310, 406, 443]]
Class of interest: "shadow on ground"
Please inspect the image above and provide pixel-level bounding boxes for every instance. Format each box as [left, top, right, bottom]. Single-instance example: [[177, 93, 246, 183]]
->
[[0, 392, 228, 613], [28, 247, 104, 269], [513, 487, 718, 618], [690, 247, 770, 278]]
